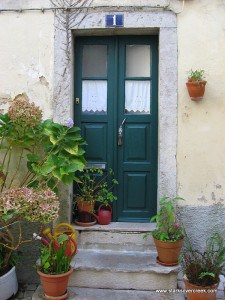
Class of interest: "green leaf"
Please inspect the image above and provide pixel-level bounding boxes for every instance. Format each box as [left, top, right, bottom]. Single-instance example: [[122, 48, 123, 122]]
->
[[27, 153, 40, 162], [61, 173, 75, 185], [57, 234, 69, 244], [50, 135, 58, 145], [52, 169, 62, 180], [64, 145, 78, 155], [40, 163, 55, 175], [199, 272, 215, 279]]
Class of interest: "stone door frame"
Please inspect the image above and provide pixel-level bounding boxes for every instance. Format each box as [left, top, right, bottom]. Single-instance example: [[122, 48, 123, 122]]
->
[[53, 9, 177, 222]]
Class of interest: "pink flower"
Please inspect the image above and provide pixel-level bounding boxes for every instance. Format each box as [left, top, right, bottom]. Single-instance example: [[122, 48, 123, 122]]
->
[[174, 223, 180, 229]]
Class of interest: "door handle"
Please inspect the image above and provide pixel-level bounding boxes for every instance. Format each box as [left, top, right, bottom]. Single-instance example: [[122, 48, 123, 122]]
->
[[118, 118, 126, 146]]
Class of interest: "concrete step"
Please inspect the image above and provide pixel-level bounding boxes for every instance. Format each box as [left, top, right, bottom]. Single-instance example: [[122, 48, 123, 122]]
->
[[33, 286, 185, 300], [69, 249, 179, 290], [74, 222, 155, 252]]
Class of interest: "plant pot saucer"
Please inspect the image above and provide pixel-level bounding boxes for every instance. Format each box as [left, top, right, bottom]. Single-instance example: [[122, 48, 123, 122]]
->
[[156, 256, 178, 266], [75, 219, 97, 227], [44, 291, 68, 300]]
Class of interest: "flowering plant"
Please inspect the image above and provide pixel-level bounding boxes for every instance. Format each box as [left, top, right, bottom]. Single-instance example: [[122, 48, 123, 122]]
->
[[36, 233, 76, 275], [150, 196, 184, 242], [0, 94, 86, 274]]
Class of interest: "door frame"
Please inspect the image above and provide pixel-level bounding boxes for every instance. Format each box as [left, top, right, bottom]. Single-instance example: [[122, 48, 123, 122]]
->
[[52, 10, 178, 223]]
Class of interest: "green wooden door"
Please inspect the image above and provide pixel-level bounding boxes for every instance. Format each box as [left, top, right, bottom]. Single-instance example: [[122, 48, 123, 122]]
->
[[74, 36, 158, 222]]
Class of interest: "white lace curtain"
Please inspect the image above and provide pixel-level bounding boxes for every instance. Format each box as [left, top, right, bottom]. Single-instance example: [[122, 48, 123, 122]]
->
[[82, 80, 107, 113], [125, 81, 150, 114], [82, 80, 150, 114]]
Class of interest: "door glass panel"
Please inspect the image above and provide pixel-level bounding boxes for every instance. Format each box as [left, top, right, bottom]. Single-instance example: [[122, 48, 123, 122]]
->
[[82, 45, 107, 77], [82, 80, 107, 114], [125, 80, 150, 114], [126, 45, 150, 77]]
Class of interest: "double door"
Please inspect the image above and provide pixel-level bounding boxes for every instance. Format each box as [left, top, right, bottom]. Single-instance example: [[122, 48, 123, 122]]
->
[[74, 35, 158, 222]]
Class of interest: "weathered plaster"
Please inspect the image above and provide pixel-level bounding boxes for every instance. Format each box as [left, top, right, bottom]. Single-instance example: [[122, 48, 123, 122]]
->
[[0, 10, 54, 118], [178, 204, 225, 251]]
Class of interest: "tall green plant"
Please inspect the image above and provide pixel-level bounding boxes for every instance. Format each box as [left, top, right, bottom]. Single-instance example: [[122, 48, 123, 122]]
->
[[150, 196, 184, 241], [181, 233, 225, 286], [37, 234, 75, 275]]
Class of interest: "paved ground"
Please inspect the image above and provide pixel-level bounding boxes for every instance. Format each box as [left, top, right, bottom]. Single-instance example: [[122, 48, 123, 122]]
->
[[10, 283, 38, 300], [10, 273, 225, 300]]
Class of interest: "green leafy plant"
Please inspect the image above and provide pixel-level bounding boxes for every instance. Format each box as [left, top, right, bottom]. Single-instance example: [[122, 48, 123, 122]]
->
[[187, 69, 205, 82], [36, 234, 75, 275], [0, 246, 21, 276], [74, 168, 118, 206], [149, 196, 184, 242], [0, 94, 86, 274], [181, 233, 225, 286]]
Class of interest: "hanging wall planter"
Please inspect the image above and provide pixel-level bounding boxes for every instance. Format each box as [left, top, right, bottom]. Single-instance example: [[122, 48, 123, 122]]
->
[[186, 69, 207, 101]]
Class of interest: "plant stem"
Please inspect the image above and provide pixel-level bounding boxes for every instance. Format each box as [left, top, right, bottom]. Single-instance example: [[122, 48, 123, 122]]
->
[[8, 148, 24, 189]]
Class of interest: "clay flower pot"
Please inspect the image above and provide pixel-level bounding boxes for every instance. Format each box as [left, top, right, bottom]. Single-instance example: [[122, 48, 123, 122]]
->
[[154, 238, 184, 266], [77, 199, 95, 213], [186, 81, 207, 101], [37, 267, 73, 298], [183, 275, 218, 300]]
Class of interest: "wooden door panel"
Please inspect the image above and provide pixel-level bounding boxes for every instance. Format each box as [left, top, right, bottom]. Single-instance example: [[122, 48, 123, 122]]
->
[[82, 123, 107, 162], [124, 124, 150, 162]]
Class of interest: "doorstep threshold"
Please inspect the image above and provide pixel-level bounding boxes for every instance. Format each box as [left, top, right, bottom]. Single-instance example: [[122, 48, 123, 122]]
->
[[73, 221, 156, 232]]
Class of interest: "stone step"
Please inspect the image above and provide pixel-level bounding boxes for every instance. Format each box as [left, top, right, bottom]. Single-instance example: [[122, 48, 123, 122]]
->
[[74, 222, 156, 252], [69, 249, 179, 290], [33, 286, 185, 300]]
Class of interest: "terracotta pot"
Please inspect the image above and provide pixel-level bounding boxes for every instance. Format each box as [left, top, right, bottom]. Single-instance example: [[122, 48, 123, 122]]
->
[[37, 267, 73, 298], [154, 238, 184, 265], [183, 275, 218, 300], [77, 199, 95, 213], [186, 81, 207, 101]]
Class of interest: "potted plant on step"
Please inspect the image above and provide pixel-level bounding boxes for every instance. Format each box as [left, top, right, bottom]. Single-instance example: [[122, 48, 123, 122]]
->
[[0, 94, 86, 299], [74, 168, 118, 226], [186, 69, 207, 101], [181, 233, 225, 300], [148, 196, 184, 266], [36, 233, 77, 299]]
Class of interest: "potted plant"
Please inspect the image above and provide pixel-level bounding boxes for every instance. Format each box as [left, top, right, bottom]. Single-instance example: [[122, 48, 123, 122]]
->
[[148, 196, 184, 266], [186, 69, 207, 101], [35, 233, 76, 299], [74, 168, 118, 226], [181, 233, 225, 300], [0, 94, 86, 299]]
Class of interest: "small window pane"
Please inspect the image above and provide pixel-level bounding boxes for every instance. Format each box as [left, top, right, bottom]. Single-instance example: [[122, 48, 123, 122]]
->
[[126, 45, 150, 77], [82, 80, 107, 114], [82, 45, 107, 77], [125, 80, 150, 114]]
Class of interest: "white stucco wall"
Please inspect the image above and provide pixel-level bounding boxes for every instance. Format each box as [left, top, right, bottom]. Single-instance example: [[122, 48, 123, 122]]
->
[[0, 8, 54, 118], [177, 0, 225, 206]]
